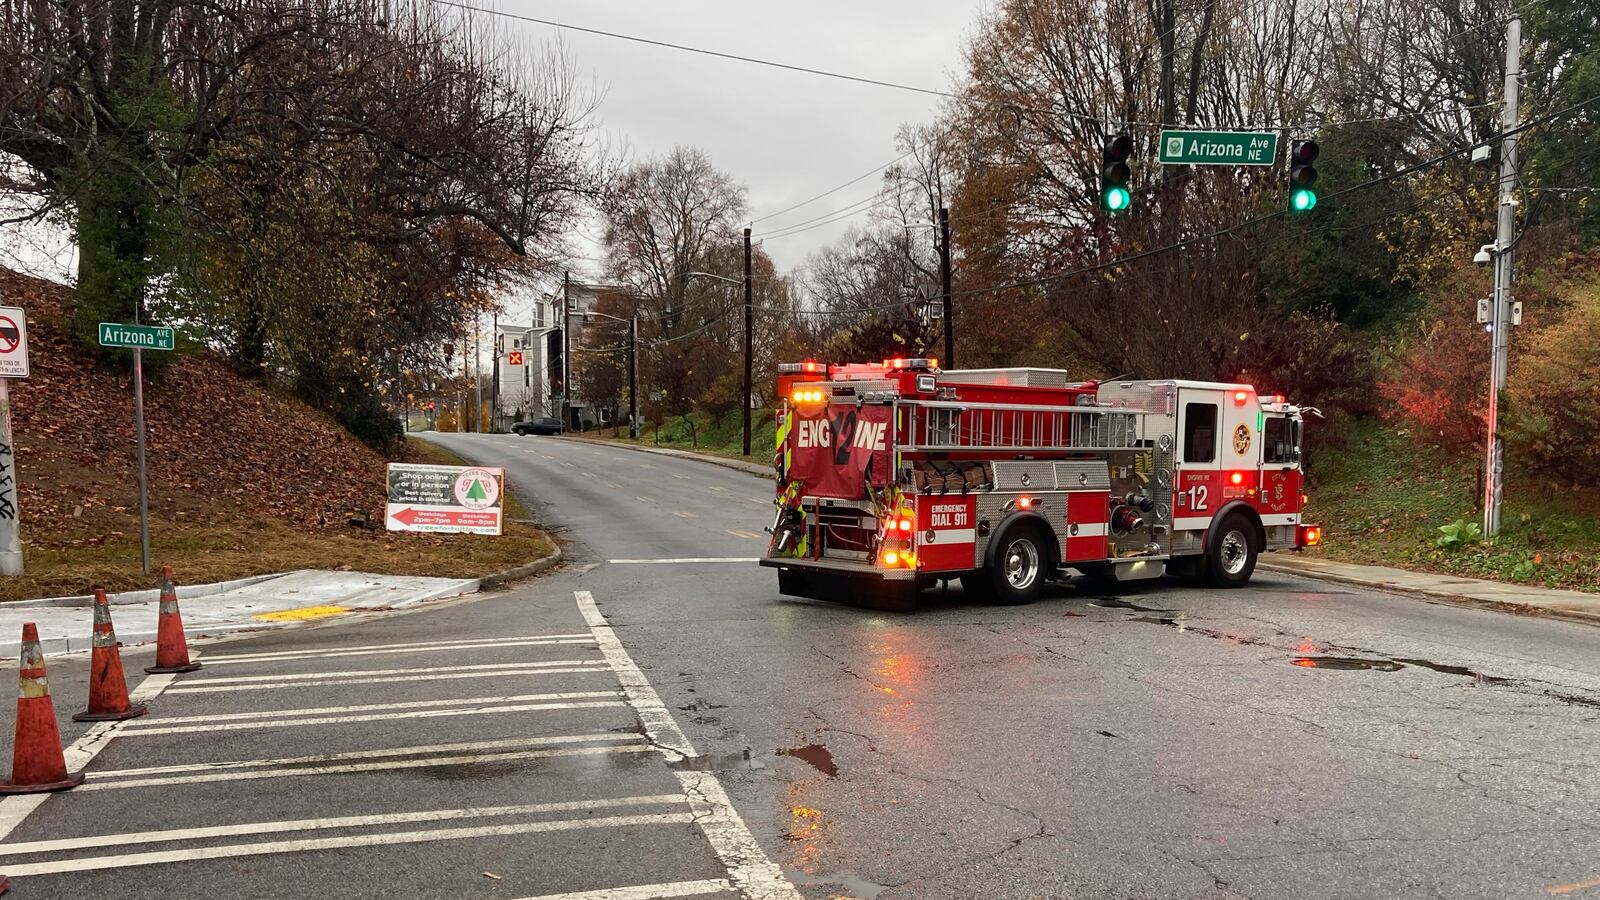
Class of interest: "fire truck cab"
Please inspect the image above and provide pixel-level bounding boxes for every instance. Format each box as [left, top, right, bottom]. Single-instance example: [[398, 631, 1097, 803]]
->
[[761, 359, 1321, 610]]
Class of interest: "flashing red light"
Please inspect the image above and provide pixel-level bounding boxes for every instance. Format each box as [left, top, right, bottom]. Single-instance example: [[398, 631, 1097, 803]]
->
[[897, 518, 913, 533], [928, 357, 939, 370], [1016, 496, 1034, 509], [1299, 525, 1323, 547], [1274, 394, 1286, 403], [1229, 472, 1244, 486], [882, 550, 899, 566], [1301, 493, 1310, 506], [1233, 390, 1250, 406]]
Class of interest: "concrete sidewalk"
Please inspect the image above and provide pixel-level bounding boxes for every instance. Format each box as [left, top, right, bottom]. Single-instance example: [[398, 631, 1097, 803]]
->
[[0, 569, 480, 656], [1262, 555, 1600, 625]]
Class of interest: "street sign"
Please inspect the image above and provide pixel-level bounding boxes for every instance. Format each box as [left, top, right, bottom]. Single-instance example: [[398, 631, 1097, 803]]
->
[[385, 462, 504, 535], [508, 350, 524, 366], [0, 307, 28, 378], [98, 322, 175, 351], [1159, 130, 1278, 166]]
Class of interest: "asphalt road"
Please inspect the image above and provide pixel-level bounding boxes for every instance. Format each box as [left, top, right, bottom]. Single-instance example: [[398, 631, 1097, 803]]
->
[[0, 431, 1595, 899]]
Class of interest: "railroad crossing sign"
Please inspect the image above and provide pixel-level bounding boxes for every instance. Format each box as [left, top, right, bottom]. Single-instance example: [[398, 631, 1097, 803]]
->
[[0, 307, 28, 378], [385, 462, 505, 535], [98, 322, 175, 351], [1159, 130, 1279, 166]]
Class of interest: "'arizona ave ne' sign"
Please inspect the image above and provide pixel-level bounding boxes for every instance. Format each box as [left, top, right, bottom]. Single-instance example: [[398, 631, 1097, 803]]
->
[[1158, 130, 1278, 166], [385, 462, 505, 535]]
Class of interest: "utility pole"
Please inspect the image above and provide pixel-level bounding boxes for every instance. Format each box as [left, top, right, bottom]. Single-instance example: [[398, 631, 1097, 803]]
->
[[560, 269, 572, 432], [742, 227, 753, 457], [938, 207, 953, 368], [490, 309, 499, 433], [628, 315, 639, 440], [1483, 13, 1521, 538]]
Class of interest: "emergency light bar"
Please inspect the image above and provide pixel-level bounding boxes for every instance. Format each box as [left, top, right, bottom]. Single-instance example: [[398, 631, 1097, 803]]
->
[[778, 360, 825, 374], [883, 357, 939, 371]]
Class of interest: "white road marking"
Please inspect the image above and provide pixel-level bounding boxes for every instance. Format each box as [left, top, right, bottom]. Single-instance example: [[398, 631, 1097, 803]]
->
[[708, 485, 729, 493], [204, 636, 595, 665], [0, 813, 696, 876], [673, 511, 698, 519], [93, 734, 639, 779], [606, 481, 624, 489], [574, 590, 800, 900], [606, 558, 759, 565], [635, 496, 656, 503], [582, 471, 598, 478], [167, 666, 608, 694], [0, 794, 688, 856], [205, 633, 592, 662], [677, 770, 801, 900], [119, 699, 627, 737], [172, 659, 608, 687], [126, 691, 621, 726], [0, 664, 186, 843], [80, 744, 650, 791], [515, 879, 734, 900], [638, 463, 656, 469]]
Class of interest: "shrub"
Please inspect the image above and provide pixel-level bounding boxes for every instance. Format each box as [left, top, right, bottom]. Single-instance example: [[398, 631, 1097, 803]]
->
[[1379, 290, 1488, 453], [1435, 519, 1482, 551], [1504, 274, 1600, 483]]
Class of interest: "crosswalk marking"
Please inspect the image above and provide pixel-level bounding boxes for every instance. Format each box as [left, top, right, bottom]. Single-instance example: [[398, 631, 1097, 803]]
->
[[92, 734, 640, 779], [0, 813, 697, 876], [118, 699, 627, 737], [126, 691, 622, 727], [80, 744, 651, 791], [204, 636, 595, 665], [206, 633, 592, 662], [172, 659, 608, 687], [516, 879, 735, 900], [0, 794, 688, 856], [167, 665, 609, 694]]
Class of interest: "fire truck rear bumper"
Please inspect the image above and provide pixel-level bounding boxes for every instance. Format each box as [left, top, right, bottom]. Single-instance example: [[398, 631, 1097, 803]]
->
[[760, 556, 919, 609]]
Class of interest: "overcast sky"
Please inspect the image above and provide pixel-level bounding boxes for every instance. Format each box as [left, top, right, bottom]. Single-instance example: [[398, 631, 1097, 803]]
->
[[515, 0, 988, 284], [0, 1, 991, 323]]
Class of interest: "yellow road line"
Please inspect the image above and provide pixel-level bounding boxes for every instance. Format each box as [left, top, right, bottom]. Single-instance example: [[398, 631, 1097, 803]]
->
[[674, 511, 698, 519], [1550, 876, 1600, 895], [253, 606, 350, 623], [726, 529, 761, 541]]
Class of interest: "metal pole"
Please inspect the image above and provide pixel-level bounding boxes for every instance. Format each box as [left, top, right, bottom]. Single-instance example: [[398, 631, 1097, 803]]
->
[[132, 347, 151, 574], [1483, 13, 1520, 538], [939, 207, 953, 368], [562, 272, 571, 432], [629, 316, 639, 440], [742, 227, 753, 457], [473, 314, 483, 433], [491, 309, 499, 433], [0, 378, 22, 575]]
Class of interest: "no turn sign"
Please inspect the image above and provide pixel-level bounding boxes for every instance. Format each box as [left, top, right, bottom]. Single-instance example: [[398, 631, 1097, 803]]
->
[[0, 307, 26, 378]]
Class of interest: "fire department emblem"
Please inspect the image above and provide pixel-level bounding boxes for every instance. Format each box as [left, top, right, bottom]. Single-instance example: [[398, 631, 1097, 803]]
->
[[1232, 424, 1251, 455]]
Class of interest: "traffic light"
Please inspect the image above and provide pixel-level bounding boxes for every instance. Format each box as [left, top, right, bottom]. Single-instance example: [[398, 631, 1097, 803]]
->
[[1288, 140, 1319, 211], [1101, 134, 1133, 211]]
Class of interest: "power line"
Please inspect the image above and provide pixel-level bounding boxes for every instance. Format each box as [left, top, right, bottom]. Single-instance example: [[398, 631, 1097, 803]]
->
[[750, 149, 916, 226], [754, 190, 889, 240]]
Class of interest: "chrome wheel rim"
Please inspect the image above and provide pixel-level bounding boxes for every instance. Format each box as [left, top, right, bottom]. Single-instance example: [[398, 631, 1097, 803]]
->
[[1003, 539, 1040, 589], [1220, 530, 1250, 575]]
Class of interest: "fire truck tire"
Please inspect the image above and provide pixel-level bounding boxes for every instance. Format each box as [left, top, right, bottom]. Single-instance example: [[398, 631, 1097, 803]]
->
[[1205, 514, 1259, 588], [987, 523, 1054, 605]]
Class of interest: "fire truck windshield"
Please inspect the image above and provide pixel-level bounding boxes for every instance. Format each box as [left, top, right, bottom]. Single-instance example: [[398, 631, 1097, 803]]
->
[[1263, 415, 1301, 464]]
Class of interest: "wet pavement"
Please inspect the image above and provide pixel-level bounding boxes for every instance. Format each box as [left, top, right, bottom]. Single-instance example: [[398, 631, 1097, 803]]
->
[[2, 431, 1595, 899]]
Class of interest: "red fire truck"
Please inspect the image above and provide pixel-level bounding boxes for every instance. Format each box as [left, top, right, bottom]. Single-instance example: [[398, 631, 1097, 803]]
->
[[760, 358, 1321, 609]]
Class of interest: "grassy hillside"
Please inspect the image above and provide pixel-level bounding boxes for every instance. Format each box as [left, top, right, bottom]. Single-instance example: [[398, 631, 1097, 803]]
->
[[1306, 423, 1600, 592], [0, 268, 549, 600]]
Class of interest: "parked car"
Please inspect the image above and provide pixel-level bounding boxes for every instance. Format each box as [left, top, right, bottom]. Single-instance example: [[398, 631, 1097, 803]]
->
[[512, 417, 563, 436]]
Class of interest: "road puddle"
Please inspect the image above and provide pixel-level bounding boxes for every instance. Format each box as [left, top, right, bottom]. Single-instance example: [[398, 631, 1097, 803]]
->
[[669, 749, 767, 772], [779, 743, 838, 776], [1290, 656, 1406, 672], [1090, 598, 1172, 613], [1392, 658, 1511, 684]]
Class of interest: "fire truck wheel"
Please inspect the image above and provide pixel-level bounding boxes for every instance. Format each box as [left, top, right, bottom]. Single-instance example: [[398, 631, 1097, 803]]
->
[[988, 524, 1053, 605], [1205, 514, 1259, 588]]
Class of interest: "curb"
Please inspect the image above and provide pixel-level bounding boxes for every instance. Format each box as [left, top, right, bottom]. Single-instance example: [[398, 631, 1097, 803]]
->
[[1258, 561, 1600, 627], [478, 543, 565, 591], [7, 573, 287, 609], [562, 436, 774, 480]]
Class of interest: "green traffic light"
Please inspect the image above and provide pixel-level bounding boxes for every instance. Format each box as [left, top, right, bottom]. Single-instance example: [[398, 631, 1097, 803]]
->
[[1103, 186, 1131, 211], [1290, 188, 1317, 211]]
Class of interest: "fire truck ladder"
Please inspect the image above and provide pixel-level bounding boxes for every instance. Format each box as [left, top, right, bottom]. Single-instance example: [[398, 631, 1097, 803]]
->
[[900, 400, 1151, 453]]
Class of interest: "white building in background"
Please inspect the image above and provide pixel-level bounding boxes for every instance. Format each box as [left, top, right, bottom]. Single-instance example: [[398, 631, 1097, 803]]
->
[[493, 280, 626, 431]]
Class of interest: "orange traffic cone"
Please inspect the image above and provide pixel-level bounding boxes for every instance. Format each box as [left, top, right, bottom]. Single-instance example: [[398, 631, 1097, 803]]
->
[[73, 588, 148, 722], [145, 565, 201, 675], [0, 623, 84, 793]]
